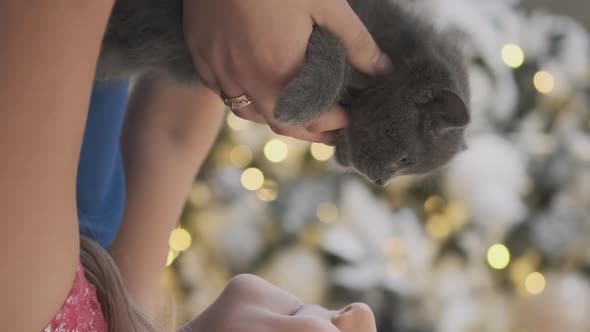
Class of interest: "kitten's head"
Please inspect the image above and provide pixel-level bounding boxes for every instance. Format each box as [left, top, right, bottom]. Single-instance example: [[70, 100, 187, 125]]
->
[[336, 55, 470, 186]]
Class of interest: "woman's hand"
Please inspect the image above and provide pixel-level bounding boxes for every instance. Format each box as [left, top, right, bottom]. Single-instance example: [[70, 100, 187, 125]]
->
[[184, 274, 377, 332], [183, 0, 392, 144]]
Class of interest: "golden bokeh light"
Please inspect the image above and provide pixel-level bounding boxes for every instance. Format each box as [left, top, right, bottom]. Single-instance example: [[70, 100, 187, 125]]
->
[[446, 201, 469, 230], [230, 145, 253, 167], [310, 143, 335, 161], [317, 202, 339, 223], [256, 180, 279, 202], [426, 214, 452, 240], [264, 139, 289, 163], [502, 44, 525, 68], [241, 167, 265, 191], [525, 272, 546, 295], [534, 71, 555, 94], [169, 228, 192, 252], [424, 196, 446, 214], [487, 244, 511, 270]]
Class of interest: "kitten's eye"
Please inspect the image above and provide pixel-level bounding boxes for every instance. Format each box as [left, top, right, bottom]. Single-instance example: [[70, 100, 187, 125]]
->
[[398, 157, 413, 167]]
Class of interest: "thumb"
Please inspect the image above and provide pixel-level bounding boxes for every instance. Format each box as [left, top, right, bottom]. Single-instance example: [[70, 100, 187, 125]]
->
[[311, 0, 392, 75], [332, 303, 377, 332]]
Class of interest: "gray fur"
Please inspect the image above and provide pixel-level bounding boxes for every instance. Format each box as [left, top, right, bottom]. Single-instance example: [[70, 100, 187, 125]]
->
[[98, 0, 471, 185]]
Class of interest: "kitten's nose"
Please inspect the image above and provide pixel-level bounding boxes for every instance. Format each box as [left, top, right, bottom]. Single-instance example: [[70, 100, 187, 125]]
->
[[373, 178, 384, 186]]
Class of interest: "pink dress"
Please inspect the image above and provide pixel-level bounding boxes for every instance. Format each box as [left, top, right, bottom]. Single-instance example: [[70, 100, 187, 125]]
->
[[44, 262, 108, 332]]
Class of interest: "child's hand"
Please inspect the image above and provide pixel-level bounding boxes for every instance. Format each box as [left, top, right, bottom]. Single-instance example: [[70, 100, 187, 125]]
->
[[182, 0, 391, 144], [295, 303, 378, 332], [184, 274, 377, 332]]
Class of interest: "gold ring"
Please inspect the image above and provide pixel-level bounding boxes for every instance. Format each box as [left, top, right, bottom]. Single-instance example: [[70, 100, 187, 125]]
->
[[220, 91, 253, 111]]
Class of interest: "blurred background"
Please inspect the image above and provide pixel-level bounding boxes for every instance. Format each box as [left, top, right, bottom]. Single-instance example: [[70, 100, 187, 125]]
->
[[161, 0, 590, 331]]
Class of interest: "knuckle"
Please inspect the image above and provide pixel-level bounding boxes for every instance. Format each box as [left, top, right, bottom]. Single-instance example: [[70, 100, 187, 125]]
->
[[225, 274, 262, 295], [269, 124, 290, 136], [231, 108, 250, 120], [262, 55, 295, 80], [305, 120, 323, 133]]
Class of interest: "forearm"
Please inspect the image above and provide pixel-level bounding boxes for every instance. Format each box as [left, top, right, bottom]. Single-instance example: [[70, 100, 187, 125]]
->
[[110, 75, 225, 315], [0, 1, 114, 329]]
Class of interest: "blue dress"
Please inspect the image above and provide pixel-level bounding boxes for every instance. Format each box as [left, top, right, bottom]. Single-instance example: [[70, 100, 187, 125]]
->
[[77, 80, 129, 248]]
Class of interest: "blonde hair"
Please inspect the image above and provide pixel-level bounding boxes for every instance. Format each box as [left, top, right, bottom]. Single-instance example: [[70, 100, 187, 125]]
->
[[80, 236, 164, 332]]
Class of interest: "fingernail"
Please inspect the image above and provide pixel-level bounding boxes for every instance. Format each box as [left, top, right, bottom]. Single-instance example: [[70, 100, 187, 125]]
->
[[374, 53, 393, 74], [338, 305, 353, 315]]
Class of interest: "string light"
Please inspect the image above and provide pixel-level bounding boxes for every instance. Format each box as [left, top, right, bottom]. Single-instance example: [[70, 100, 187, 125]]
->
[[487, 244, 511, 270], [424, 196, 446, 215], [241, 167, 265, 191], [226, 112, 250, 130], [169, 228, 192, 252], [256, 180, 279, 202], [534, 71, 555, 93], [230, 145, 253, 167], [502, 44, 525, 68], [310, 143, 335, 161], [316, 202, 339, 223], [426, 214, 452, 240], [525, 272, 546, 295], [264, 139, 289, 163]]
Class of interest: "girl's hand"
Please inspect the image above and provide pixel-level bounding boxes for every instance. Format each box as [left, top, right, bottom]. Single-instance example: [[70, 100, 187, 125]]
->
[[185, 274, 377, 332], [296, 303, 378, 332], [183, 0, 392, 144]]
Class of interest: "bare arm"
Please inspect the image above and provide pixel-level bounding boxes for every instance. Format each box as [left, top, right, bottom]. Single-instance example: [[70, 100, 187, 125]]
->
[[0, 1, 114, 330], [110, 76, 225, 315]]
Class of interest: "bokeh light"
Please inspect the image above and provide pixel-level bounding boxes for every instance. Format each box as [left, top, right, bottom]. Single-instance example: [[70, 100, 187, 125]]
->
[[424, 196, 446, 215], [310, 143, 335, 161], [230, 145, 253, 167], [241, 167, 265, 191], [426, 214, 452, 239], [502, 44, 525, 68], [264, 139, 289, 163], [169, 228, 192, 252], [317, 202, 339, 223], [525, 272, 546, 295], [446, 201, 469, 230], [256, 180, 279, 202], [487, 244, 511, 270], [534, 71, 555, 93]]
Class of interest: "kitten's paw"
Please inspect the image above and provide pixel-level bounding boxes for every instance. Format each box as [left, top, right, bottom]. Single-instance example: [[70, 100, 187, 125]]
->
[[274, 27, 350, 126], [274, 93, 323, 126]]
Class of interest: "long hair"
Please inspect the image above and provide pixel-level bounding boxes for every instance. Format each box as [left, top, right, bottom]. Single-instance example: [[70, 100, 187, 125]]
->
[[79, 236, 163, 332]]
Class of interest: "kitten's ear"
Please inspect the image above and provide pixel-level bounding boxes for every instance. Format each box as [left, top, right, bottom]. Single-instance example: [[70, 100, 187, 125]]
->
[[423, 89, 470, 136]]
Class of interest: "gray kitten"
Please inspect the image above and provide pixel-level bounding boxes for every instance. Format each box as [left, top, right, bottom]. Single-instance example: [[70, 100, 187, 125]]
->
[[98, 0, 470, 186]]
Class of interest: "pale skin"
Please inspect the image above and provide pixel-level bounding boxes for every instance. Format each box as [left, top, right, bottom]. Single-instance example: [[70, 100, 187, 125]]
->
[[0, 0, 383, 330], [183, 0, 393, 143]]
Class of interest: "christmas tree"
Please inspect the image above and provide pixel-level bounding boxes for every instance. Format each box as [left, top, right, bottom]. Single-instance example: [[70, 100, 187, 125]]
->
[[166, 0, 590, 331]]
